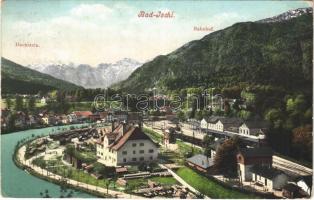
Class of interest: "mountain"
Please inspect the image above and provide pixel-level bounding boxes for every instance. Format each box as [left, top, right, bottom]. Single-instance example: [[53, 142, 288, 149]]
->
[[1, 58, 83, 94], [114, 8, 313, 93], [28, 58, 142, 89], [257, 7, 313, 23]]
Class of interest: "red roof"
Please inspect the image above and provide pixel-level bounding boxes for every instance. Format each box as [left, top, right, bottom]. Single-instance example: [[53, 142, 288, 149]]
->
[[110, 127, 158, 151], [116, 167, 128, 173], [73, 111, 93, 117]]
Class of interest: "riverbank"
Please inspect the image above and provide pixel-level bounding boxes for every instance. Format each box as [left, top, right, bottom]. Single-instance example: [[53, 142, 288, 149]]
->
[[2, 125, 97, 198], [13, 138, 144, 199], [1, 122, 91, 135]]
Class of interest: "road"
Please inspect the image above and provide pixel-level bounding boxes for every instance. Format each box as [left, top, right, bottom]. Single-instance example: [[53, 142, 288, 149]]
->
[[17, 145, 144, 199], [150, 120, 205, 140]]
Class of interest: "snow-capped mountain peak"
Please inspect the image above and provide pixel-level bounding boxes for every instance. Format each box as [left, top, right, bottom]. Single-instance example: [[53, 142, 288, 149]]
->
[[257, 7, 312, 23], [27, 58, 142, 89]]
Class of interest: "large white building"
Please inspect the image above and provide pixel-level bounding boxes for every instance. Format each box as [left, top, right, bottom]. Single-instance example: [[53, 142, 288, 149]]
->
[[96, 123, 159, 167], [239, 121, 269, 136], [201, 116, 243, 132], [251, 165, 289, 191]]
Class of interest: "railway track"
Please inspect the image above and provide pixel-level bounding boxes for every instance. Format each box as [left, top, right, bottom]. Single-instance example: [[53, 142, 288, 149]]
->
[[273, 155, 312, 176]]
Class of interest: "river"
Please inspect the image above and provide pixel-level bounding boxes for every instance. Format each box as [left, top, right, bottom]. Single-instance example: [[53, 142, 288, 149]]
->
[[1, 125, 96, 198]]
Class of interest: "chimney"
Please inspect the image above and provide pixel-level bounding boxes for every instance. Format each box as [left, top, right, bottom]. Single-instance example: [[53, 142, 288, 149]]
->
[[122, 120, 128, 135], [139, 121, 143, 130], [112, 120, 116, 132]]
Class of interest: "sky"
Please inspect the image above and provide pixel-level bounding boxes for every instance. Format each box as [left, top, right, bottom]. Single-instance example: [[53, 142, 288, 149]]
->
[[2, 0, 312, 66]]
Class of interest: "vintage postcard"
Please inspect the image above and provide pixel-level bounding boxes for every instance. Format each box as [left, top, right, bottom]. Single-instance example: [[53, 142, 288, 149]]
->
[[1, 0, 313, 199]]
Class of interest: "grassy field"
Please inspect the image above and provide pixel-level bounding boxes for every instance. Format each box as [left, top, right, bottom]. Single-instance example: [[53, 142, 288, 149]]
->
[[143, 128, 163, 143], [33, 156, 178, 195], [33, 157, 116, 191], [176, 140, 203, 155], [68, 102, 93, 112], [176, 167, 260, 199]]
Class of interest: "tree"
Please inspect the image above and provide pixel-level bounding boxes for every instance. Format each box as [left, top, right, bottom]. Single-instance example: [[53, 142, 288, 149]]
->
[[291, 125, 312, 161], [223, 100, 231, 116], [213, 137, 239, 177], [265, 108, 282, 122], [28, 96, 36, 112], [15, 96, 24, 111], [213, 108, 224, 116], [232, 99, 241, 111], [286, 95, 307, 113], [93, 162, 115, 178], [5, 97, 12, 109], [138, 162, 148, 171], [203, 135, 214, 147], [238, 110, 252, 120], [203, 135, 215, 157], [176, 110, 186, 122], [38, 90, 44, 98], [8, 113, 17, 131], [202, 109, 211, 119], [303, 108, 312, 124], [195, 110, 203, 121]]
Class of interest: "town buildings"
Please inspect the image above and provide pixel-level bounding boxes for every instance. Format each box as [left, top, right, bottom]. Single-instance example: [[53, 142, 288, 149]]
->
[[163, 127, 176, 147], [186, 154, 213, 173], [237, 147, 273, 182], [96, 122, 158, 167], [251, 165, 289, 191], [239, 121, 269, 136], [201, 116, 269, 138]]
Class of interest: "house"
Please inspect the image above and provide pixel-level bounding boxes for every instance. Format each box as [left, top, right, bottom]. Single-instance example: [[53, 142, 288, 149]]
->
[[40, 97, 47, 105], [1, 118, 7, 129], [26, 115, 37, 126], [218, 118, 243, 132], [96, 122, 159, 167], [67, 113, 78, 123], [205, 116, 227, 132], [186, 154, 214, 173], [295, 175, 312, 196], [251, 165, 289, 191], [1, 109, 10, 129], [41, 115, 57, 125], [237, 147, 273, 181], [200, 118, 208, 131], [163, 127, 176, 147], [15, 111, 27, 127], [73, 111, 93, 122], [188, 119, 200, 130], [64, 152, 82, 169], [239, 120, 269, 136], [116, 167, 128, 175], [60, 115, 69, 124], [41, 116, 49, 125]]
